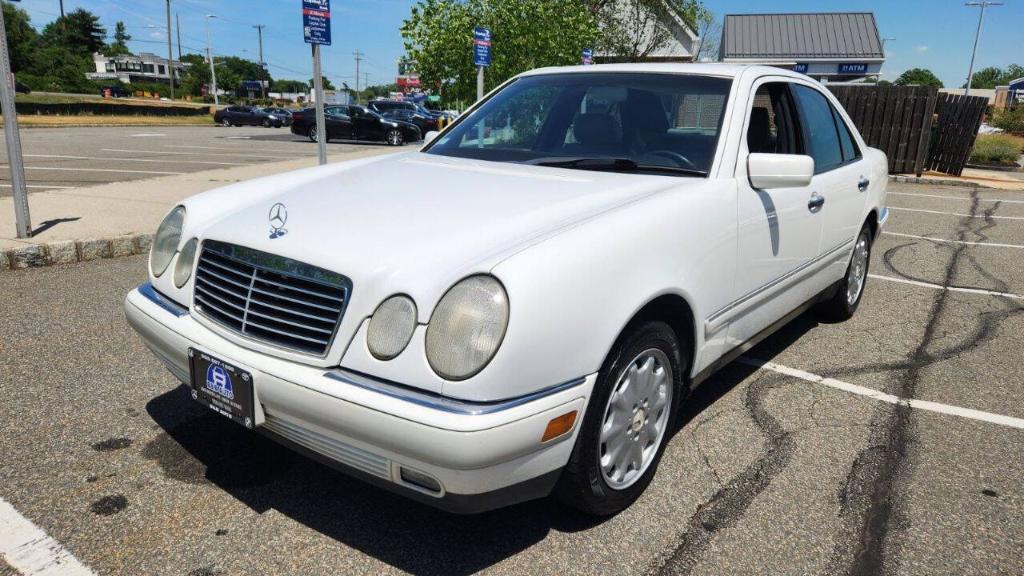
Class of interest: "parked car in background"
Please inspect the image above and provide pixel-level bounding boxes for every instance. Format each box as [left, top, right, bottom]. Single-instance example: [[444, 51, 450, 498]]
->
[[214, 105, 283, 128], [262, 107, 293, 127], [290, 105, 420, 145], [381, 108, 438, 135], [125, 64, 887, 516]]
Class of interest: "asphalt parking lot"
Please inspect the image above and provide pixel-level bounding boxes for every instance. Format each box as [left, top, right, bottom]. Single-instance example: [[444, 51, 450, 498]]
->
[[0, 126, 394, 197], [0, 181, 1022, 576]]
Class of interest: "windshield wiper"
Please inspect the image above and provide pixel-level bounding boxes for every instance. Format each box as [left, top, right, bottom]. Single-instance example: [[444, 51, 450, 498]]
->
[[521, 157, 707, 177]]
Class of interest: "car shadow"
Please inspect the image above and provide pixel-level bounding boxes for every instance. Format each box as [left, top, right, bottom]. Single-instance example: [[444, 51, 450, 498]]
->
[[143, 311, 819, 575]]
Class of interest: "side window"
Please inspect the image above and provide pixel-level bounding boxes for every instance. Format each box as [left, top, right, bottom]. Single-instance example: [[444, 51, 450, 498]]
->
[[746, 82, 802, 155], [791, 84, 844, 173], [831, 106, 861, 162]]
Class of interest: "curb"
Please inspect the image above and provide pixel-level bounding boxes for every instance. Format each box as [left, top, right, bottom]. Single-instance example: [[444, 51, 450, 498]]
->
[[888, 174, 994, 189], [0, 233, 152, 272]]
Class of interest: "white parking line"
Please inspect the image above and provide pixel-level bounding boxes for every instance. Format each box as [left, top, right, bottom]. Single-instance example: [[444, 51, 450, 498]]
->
[[129, 133, 165, 137], [10, 166, 184, 175], [888, 207, 1024, 221], [868, 273, 1024, 300], [0, 184, 75, 189], [883, 231, 1024, 249], [889, 191, 1024, 205], [739, 358, 1024, 430], [102, 148, 283, 159], [0, 497, 96, 575], [23, 154, 244, 166], [164, 144, 308, 154]]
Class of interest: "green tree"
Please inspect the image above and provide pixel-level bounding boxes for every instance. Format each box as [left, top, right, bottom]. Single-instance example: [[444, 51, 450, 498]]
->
[[402, 0, 602, 103], [966, 64, 1024, 89], [271, 79, 309, 93], [596, 0, 709, 61], [2, 2, 40, 73], [894, 68, 943, 88], [104, 21, 132, 56], [42, 8, 106, 55], [309, 76, 336, 90]]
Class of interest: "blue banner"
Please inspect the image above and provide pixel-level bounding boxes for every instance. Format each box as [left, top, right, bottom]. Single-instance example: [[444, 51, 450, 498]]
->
[[473, 27, 491, 67], [302, 0, 331, 46], [582, 48, 593, 65]]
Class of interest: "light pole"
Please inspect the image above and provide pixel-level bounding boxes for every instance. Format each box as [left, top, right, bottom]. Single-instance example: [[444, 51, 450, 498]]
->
[[253, 25, 266, 100], [165, 0, 174, 100], [0, 3, 30, 238], [964, 1, 1002, 96], [205, 14, 219, 106]]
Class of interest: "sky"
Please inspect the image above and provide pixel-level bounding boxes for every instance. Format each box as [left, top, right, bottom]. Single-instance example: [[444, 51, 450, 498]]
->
[[11, 0, 1024, 89]]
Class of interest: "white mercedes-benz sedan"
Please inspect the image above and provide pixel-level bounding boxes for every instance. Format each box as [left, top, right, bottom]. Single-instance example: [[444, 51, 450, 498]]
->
[[125, 64, 888, 515]]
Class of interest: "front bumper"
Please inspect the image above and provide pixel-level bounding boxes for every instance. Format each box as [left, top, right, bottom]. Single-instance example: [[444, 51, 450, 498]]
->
[[125, 283, 594, 513]]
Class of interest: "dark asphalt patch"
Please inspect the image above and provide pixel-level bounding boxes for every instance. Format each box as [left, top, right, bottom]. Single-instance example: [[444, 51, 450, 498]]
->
[[90, 494, 128, 516], [91, 437, 132, 452]]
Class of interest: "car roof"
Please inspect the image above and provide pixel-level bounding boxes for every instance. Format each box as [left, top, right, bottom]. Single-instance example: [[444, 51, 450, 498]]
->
[[517, 63, 804, 80]]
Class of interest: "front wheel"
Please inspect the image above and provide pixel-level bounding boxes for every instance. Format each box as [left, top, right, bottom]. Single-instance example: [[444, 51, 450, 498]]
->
[[220, 118, 232, 127], [262, 118, 271, 128], [556, 320, 684, 516], [308, 126, 324, 143], [816, 223, 873, 322], [385, 129, 404, 146]]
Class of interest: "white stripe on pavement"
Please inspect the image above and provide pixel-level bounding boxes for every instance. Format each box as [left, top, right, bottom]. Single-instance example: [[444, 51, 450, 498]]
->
[[868, 273, 1024, 300], [23, 154, 244, 166], [0, 184, 75, 189], [889, 191, 1024, 205], [739, 358, 1024, 430], [102, 148, 284, 159], [888, 206, 1024, 221], [13, 167, 184, 175], [883, 231, 1024, 249], [0, 498, 96, 576], [164, 144, 308, 154]]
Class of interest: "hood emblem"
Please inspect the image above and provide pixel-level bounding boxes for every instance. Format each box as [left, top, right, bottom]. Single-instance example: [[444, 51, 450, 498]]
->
[[269, 203, 288, 239]]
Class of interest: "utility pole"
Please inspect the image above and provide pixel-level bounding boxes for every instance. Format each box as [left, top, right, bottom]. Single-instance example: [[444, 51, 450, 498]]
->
[[176, 13, 182, 60], [0, 5, 31, 238], [964, 1, 1002, 96], [253, 25, 266, 99], [205, 14, 218, 106], [362, 72, 369, 100], [353, 49, 364, 104], [165, 0, 174, 100]]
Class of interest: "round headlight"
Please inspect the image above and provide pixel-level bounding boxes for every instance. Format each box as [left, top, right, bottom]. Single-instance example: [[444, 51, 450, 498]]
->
[[150, 206, 185, 277], [173, 238, 198, 288], [367, 295, 417, 360], [425, 276, 509, 380]]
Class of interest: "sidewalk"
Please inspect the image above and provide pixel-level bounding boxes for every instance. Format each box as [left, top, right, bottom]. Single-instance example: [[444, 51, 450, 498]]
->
[[0, 147, 396, 269], [894, 167, 1024, 191]]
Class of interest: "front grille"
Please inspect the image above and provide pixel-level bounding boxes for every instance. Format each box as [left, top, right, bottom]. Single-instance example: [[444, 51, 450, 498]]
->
[[192, 240, 351, 356]]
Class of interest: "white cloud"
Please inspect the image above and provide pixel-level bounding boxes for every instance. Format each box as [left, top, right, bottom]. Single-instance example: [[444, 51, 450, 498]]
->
[[915, 45, 929, 53]]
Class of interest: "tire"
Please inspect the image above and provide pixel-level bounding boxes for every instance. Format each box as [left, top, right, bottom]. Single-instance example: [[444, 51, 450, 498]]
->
[[308, 126, 319, 143], [220, 118, 232, 127], [386, 129, 404, 146], [262, 118, 271, 128], [816, 223, 873, 322], [556, 320, 685, 516]]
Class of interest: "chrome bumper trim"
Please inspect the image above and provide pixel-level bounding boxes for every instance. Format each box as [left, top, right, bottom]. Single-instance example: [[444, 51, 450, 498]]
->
[[324, 369, 586, 416], [139, 282, 189, 317]]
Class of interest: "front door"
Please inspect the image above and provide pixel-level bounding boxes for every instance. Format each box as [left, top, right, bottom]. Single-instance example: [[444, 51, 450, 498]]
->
[[724, 79, 824, 345], [352, 108, 383, 141], [325, 108, 353, 140]]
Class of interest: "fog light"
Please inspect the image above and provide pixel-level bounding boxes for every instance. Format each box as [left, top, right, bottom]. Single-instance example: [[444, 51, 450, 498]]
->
[[399, 467, 442, 493], [541, 411, 578, 442]]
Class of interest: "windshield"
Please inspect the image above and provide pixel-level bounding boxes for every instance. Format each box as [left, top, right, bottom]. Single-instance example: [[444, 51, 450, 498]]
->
[[425, 72, 731, 175]]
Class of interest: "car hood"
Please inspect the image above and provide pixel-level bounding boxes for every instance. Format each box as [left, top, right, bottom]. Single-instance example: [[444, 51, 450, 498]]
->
[[188, 152, 693, 320]]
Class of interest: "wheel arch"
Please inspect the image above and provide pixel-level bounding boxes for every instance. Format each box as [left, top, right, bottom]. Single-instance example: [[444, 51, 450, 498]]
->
[[609, 292, 698, 386]]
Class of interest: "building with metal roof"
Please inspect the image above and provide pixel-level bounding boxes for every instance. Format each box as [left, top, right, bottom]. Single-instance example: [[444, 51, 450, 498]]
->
[[719, 13, 886, 82]]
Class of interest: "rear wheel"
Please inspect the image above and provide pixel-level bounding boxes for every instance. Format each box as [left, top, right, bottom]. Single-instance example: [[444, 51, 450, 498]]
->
[[386, 129, 404, 146], [816, 223, 872, 322], [262, 118, 271, 128], [556, 320, 684, 516], [220, 118, 232, 127], [308, 126, 323, 143]]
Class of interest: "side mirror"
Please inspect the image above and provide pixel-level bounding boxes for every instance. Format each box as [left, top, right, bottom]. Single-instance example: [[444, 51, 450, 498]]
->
[[423, 131, 440, 145], [747, 153, 814, 189]]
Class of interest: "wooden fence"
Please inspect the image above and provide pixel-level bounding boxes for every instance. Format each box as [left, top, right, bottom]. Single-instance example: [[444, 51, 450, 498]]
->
[[826, 85, 937, 176], [925, 93, 989, 176]]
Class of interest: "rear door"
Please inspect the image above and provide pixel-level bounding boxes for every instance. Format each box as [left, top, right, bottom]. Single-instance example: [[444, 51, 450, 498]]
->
[[791, 85, 869, 257], [725, 79, 824, 345]]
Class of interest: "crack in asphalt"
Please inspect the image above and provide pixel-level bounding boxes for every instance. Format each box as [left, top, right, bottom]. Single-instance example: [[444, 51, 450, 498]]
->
[[651, 371, 794, 575]]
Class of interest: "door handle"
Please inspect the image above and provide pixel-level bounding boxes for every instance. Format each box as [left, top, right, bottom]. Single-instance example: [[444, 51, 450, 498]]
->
[[808, 192, 825, 213], [858, 176, 870, 192]]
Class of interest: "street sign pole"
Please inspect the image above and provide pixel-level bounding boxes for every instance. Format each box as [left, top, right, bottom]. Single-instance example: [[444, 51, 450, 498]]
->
[[303, 0, 331, 165], [476, 65, 484, 101], [0, 6, 31, 238], [312, 44, 327, 165]]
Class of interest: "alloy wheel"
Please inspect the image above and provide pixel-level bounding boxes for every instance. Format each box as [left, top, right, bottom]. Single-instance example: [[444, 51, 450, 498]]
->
[[846, 232, 870, 305], [598, 348, 673, 490]]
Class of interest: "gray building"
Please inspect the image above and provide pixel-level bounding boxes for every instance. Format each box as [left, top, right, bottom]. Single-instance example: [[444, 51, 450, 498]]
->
[[719, 13, 885, 82]]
